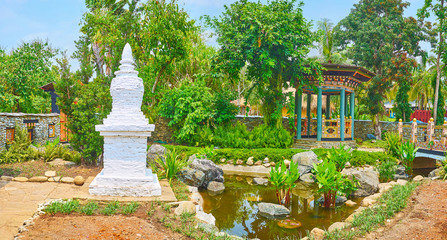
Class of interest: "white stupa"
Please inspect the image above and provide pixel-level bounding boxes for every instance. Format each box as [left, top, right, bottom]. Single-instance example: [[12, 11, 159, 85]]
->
[[89, 43, 162, 196]]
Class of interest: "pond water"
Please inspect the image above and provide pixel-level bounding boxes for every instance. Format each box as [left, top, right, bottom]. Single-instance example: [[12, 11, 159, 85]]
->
[[201, 175, 363, 240]]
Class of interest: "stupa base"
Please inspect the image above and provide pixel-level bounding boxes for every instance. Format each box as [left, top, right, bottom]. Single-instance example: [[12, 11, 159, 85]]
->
[[89, 169, 162, 197]]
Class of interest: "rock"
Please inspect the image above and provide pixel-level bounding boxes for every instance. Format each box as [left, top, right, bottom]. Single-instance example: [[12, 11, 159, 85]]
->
[[396, 165, 406, 175], [292, 151, 320, 175], [48, 158, 76, 167], [74, 176, 85, 186], [328, 222, 350, 232], [394, 173, 410, 180], [368, 192, 382, 200], [366, 134, 376, 140], [174, 201, 196, 216], [309, 227, 325, 240], [236, 159, 243, 165], [258, 202, 290, 218], [1, 176, 13, 181], [284, 160, 291, 167], [197, 222, 218, 234], [188, 186, 198, 193], [341, 167, 379, 197], [196, 211, 216, 225], [263, 163, 270, 168], [292, 188, 313, 199], [299, 173, 315, 183], [220, 158, 226, 163], [146, 144, 167, 163], [13, 177, 28, 182], [317, 196, 347, 206], [44, 171, 56, 178], [396, 179, 407, 186], [247, 157, 254, 166], [345, 200, 357, 207], [263, 157, 269, 164], [60, 177, 74, 184], [227, 159, 233, 164], [253, 177, 269, 186], [413, 175, 424, 182], [190, 192, 203, 206], [254, 161, 262, 166], [269, 162, 276, 167], [207, 181, 225, 195], [378, 182, 392, 193], [428, 168, 440, 178], [360, 197, 376, 207], [28, 176, 48, 182], [48, 176, 61, 182], [177, 167, 206, 188], [345, 162, 351, 168], [189, 159, 224, 188], [188, 154, 198, 162]]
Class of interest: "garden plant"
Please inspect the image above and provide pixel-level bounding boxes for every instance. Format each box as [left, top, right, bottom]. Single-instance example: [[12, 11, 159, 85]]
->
[[269, 160, 300, 205]]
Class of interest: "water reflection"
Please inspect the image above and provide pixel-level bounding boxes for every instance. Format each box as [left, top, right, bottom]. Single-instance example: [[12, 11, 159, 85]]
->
[[200, 175, 362, 240]]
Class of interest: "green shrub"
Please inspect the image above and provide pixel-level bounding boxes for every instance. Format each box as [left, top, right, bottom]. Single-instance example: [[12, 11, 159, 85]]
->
[[44, 200, 80, 214], [325, 144, 352, 171], [270, 160, 300, 205], [384, 132, 401, 158], [101, 201, 121, 215], [397, 141, 418, 175], [191, 122, 293, 149], [350, 151, 395, 167], [164, 145, 306, 164], [37, 137, 81, 164], [377, 159, 398, 182], [122, 202, 140, 215], [0, 125, 36, 164], [156, 149, 189, 184]]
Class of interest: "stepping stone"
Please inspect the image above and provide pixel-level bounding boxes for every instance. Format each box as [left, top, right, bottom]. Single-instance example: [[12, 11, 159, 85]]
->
[[48, 176, 61, 182], [1, 176, 13, 181], [61, 177, 74, 184], [13, 177, 28, 182], [48, 158, 76, 167], [28, 176, 48, 182], [45, 171, 56, 177], [73, 176, 85, 186]]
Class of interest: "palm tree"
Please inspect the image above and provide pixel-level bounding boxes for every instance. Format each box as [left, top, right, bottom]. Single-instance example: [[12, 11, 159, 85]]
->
[[317, 18, 334, 63]]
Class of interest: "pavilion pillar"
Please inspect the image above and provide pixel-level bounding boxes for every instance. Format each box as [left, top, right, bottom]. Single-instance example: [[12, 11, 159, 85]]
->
[[340, 89, 345, 141], [307, 93, 311, 137], [351, 91, 355, 140], [345, 94, 349, 116], [326, 95, 331, 119], [296, 90, 302, 139], [317, 88, 323, 141]]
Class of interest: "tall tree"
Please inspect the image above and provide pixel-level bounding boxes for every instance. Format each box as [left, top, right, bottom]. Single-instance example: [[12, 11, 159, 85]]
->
[[335, 0, 425, 139], [418, 0, 447, 124], [205, 0, 322, 127], [0, 40, 58, 113], [390, 53, 416, 122]]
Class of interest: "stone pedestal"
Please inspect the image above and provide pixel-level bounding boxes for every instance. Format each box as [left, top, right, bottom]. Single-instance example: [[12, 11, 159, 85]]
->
[[89, 43, 161, 196]]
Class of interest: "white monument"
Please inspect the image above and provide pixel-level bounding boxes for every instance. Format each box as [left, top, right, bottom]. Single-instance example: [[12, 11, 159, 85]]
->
[[89, 43, 162, 196]]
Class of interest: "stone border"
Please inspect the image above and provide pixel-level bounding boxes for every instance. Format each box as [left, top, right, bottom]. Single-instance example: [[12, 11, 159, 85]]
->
[[1, 175, 86, 186]]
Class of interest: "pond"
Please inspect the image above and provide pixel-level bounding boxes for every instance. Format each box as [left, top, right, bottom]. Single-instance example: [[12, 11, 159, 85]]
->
[[200, 175, 363, 240]]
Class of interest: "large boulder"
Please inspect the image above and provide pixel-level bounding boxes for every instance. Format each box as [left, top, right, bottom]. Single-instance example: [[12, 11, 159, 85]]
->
[[258, 202, 290, 218], [178, 159, 224, 188], [147, 144, 167, 163], [342, 167, 379, 197], [292, 151, 320, 175], [177, 167, 206, 187]]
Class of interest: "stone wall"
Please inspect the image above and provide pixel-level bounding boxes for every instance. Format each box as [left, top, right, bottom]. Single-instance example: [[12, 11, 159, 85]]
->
[[0, 113, 60, 150], [148, 115, 398, 143]]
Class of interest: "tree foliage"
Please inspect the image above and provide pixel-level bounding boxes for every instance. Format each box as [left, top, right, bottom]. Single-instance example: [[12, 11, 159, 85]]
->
[[335, 0, 425, 138], [0, 40, 58, 113], [391, 53, 416, 122], [205, 0, 322, 127]]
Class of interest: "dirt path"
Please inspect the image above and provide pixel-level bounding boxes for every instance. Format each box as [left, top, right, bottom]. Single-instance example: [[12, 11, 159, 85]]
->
[[364, 180, 447, 240], [20, 215, 186, 240]]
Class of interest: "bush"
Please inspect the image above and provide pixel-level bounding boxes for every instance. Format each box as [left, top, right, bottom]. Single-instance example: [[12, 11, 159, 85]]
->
[[37, 137, 82, 164], [156, 149, 189, 184], [191, 122, 293, 149], [325, 144, 352, 171], [163, 145, 305, 163], [377, 159, 398, 182], [384, 132, 401, 158], [0, 125, 37, 164]]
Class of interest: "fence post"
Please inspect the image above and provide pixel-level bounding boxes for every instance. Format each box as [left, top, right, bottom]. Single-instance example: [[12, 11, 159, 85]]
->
[[337, 115, 340, 139], [442, 121, 447, 146], [398, 119, 403, 138], [428, 118, 435, 143], [322, 114, 326, 138], [411, 118, 417, 143]]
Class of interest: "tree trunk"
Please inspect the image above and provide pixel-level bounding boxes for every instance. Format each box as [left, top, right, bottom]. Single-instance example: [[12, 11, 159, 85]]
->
[[374, 114, 382, 140]]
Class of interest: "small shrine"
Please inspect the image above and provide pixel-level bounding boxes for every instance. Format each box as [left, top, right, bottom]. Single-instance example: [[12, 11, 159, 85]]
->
[[294, 63, 374, 144], [89, 43, 162, 196]]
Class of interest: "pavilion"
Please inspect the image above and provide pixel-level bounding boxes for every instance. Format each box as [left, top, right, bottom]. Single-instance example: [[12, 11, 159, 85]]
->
[[294, 63, 375, 142]]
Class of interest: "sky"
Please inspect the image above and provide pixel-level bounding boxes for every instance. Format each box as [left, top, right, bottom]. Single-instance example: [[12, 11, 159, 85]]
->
[[0, 0, 429, 70]]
